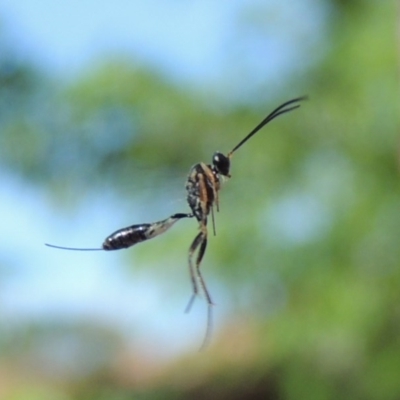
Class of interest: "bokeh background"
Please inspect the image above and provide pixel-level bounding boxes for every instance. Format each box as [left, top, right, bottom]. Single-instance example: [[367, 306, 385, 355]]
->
[[0, 1, 399, 399]]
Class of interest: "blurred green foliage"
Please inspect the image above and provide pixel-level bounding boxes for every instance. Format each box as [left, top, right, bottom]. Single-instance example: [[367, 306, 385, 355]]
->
[[1, 0, 399, 399]]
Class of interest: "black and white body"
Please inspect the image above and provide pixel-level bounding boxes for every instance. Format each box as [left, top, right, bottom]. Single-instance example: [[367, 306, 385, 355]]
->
[[46, 96, 307, 348]]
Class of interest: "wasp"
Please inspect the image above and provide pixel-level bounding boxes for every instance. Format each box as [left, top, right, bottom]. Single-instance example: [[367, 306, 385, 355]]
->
[[46, 96, 306, 348]]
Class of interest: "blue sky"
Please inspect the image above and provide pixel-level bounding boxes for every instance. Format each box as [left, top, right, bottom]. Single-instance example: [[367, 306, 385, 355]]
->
[[2, 1, 240, 80], [0, 0, 324, 357], [1, 0, 326, 96]]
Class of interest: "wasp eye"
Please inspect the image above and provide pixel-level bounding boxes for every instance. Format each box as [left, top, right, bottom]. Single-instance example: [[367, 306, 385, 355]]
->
[[212, 152, 230, 176]]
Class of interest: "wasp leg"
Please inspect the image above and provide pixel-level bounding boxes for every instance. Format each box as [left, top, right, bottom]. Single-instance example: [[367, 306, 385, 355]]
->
[[200, 161, 220, 213], [185, 231, 203, 313], [201, 298, 213, 351], [195, 232, 214, 350], [210, 204, 217, 236], [185, 227, 214, 349], [195, 232, 212, 306]]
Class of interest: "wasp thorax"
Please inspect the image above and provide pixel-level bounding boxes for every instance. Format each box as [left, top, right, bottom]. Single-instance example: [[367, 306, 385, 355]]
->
[[212, 152, 230, 176]]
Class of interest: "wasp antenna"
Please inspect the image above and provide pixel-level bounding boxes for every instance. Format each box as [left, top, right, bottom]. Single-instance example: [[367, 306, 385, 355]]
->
[[228, 96, 307, 156], [45, 243, 103, 251]]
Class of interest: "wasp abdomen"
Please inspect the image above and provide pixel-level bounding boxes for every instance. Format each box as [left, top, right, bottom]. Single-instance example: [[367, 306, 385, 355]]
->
[[102, 214, 191, 251], [103, 224, 150, 250]]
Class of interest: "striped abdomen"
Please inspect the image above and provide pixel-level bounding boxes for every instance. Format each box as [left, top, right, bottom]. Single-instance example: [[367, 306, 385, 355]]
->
[[103, 224, 150, 250], [102, 213, 189, 250]]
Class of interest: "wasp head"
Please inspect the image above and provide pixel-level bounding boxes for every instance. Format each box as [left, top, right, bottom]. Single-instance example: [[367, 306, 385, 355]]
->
[[212, 152, 231, 177]]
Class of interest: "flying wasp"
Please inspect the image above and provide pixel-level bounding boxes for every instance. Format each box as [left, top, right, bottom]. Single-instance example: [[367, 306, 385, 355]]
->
[[46, 96, 306, 348]]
